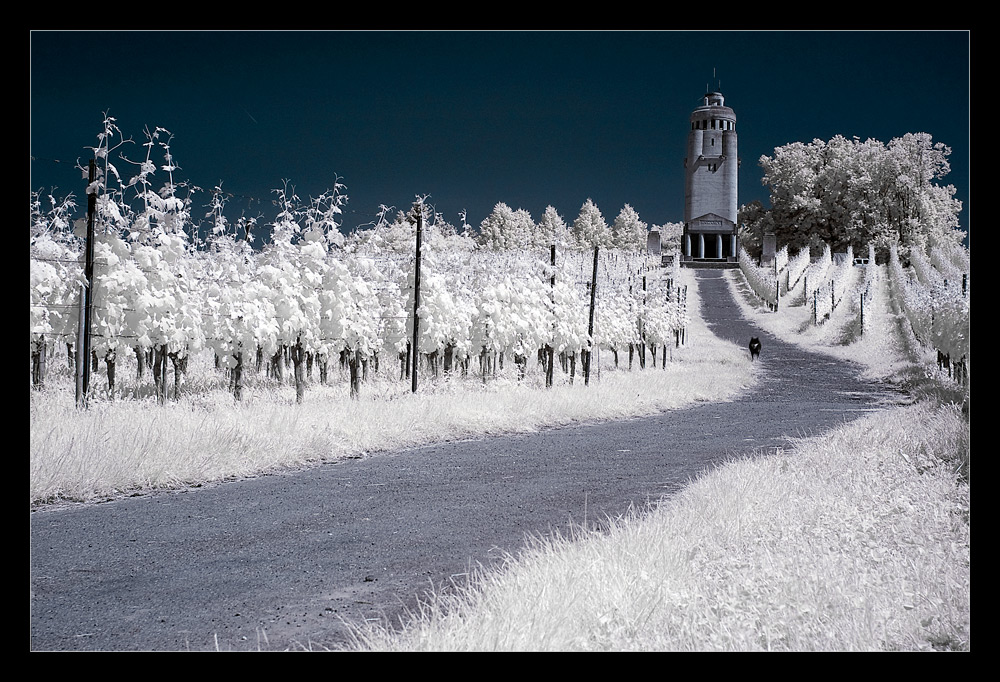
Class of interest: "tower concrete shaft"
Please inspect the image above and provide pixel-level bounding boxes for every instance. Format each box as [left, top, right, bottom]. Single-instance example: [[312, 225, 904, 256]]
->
[[682, 91, 739, 264]]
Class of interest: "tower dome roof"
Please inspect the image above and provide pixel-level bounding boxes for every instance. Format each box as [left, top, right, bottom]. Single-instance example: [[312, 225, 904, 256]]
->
[[704, 92, 725, 106], [690, 91, 736, 124]]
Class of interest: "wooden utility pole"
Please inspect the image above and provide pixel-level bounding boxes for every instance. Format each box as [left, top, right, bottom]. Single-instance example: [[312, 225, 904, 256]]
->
[[75, 283, 86, 408], [545, 244, 556, 388], [584, 246, 599, 386], [411, 202, 423, 394], [639, 275, 647, 368], [76, 159, 97, 409]]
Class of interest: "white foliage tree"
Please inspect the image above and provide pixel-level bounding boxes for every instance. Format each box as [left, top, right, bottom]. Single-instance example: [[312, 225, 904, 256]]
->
[[654, 221, 685, 253], [537, 205, 574, 248], [756, 133, 964, 262], [572, 198, 611, 249], [478, 202, 537, 251], [610, 204, 647, 250]]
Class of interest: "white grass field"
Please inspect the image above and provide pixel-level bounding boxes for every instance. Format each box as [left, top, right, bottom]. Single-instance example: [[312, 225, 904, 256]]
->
[[29, 264, 970, 651]]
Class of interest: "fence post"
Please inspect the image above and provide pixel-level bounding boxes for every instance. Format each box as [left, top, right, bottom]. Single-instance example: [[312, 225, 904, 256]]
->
[[860, 291, 865, 335], [682, 285, 687, 345]]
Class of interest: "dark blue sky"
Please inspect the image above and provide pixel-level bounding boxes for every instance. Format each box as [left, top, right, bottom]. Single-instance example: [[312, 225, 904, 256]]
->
[[30, 30, 970, 243]]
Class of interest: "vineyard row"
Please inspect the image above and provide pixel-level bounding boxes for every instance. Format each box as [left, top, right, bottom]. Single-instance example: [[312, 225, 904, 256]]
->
[[30, 227, 689, 404], [738, 238, 970, 382]]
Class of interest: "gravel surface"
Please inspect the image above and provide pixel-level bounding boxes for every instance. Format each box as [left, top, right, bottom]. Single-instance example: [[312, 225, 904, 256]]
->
[[29, 269, 907, 651]]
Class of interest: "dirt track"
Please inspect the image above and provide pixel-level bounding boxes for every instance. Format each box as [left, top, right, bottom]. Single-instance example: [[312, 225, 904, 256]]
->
[[29, 270, 906, 651]]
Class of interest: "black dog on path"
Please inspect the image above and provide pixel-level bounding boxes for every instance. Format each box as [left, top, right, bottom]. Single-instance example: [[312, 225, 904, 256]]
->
[[749, 337, 761, 361]]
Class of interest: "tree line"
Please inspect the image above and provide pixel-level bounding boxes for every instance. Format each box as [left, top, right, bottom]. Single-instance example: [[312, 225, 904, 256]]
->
[[739, 132, 965, 264]]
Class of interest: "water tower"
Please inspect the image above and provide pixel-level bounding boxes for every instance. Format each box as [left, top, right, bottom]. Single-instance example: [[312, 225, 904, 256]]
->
[[681, 90, 739, 266]]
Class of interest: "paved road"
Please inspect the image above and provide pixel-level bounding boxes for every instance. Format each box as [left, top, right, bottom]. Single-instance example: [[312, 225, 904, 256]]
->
[[29, 270, 906, 651]]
